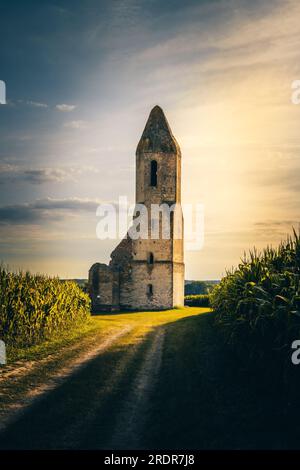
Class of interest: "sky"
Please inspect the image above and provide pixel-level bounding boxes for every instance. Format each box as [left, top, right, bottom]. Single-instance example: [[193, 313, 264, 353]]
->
[[0, 0, 299, 279]]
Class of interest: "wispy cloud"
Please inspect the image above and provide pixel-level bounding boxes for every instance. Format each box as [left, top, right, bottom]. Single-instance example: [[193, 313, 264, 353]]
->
[[18, 100, 48, 108], [64, 120, 88, 129], [0, 197, 103, 225], [56, 103, 77, 112], [0, 164, 99, 184], [1, 0, 299, 278]]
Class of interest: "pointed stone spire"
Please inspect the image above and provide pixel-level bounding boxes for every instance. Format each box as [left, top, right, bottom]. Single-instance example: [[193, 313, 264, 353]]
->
[[136, 105, 180, 155]]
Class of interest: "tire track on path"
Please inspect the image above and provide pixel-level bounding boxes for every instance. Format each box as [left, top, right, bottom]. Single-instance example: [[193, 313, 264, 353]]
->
[[108, 327, 165, 450], [0, 325, 133, 433]]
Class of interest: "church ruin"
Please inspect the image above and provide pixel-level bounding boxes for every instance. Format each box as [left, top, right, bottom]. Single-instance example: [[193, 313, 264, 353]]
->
[[88, 105, 184, 311]]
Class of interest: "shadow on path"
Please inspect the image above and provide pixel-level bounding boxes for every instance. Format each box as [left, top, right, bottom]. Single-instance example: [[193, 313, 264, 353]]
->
[[0, 311, 292, 449]]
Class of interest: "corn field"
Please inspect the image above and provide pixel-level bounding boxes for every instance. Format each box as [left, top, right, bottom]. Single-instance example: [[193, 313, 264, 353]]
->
[[184, 294, 210, 307], [0, 267, 91, 346], [211, 229, 300, 376]]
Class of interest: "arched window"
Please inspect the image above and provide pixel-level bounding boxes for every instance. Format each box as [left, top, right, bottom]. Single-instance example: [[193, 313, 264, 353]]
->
[[150, 160, 157, 187], [148, 252, 154, 265], [147, 284, 153, 295]]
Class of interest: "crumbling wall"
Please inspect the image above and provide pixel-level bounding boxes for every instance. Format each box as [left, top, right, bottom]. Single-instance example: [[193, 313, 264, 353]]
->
[[88, 263, 113, 312], [117, 260, 172, 310]]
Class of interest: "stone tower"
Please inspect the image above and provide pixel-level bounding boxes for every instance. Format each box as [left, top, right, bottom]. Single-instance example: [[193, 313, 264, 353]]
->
[[88, 105, 184, 311]]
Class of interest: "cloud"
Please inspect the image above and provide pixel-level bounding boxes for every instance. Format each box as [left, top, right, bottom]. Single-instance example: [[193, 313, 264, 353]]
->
[[17, 100, 48, 108], [27, 100, 48, 108], [0, 164, 99, 184], [0, 197, 103, 225], [1, 0, 299, 278], [125, 0, 300, 112], [64, 120, 88, 129], [56, 103, 77, 112], [33, 197, 102, 211], [0, 163, 18, 173], [23, 168, 73, 184], [253, 220, 300, 239], [254, 220, 298, 228]]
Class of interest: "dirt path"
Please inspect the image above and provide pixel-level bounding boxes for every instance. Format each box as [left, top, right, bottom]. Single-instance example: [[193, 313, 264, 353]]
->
[[0, 309, 294, 449], [108, 328, 165, 449], [56, 328, 165, 449], [1, 309, 223, 450], [0, 325, 133, 433], [0, 322, 167, 450]]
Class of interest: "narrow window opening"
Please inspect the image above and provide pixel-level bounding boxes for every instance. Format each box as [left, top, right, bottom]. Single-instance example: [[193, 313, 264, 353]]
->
[[147, 284, 153, 295], [150, 160, 157, 187], [148, 252, 154, 265]]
